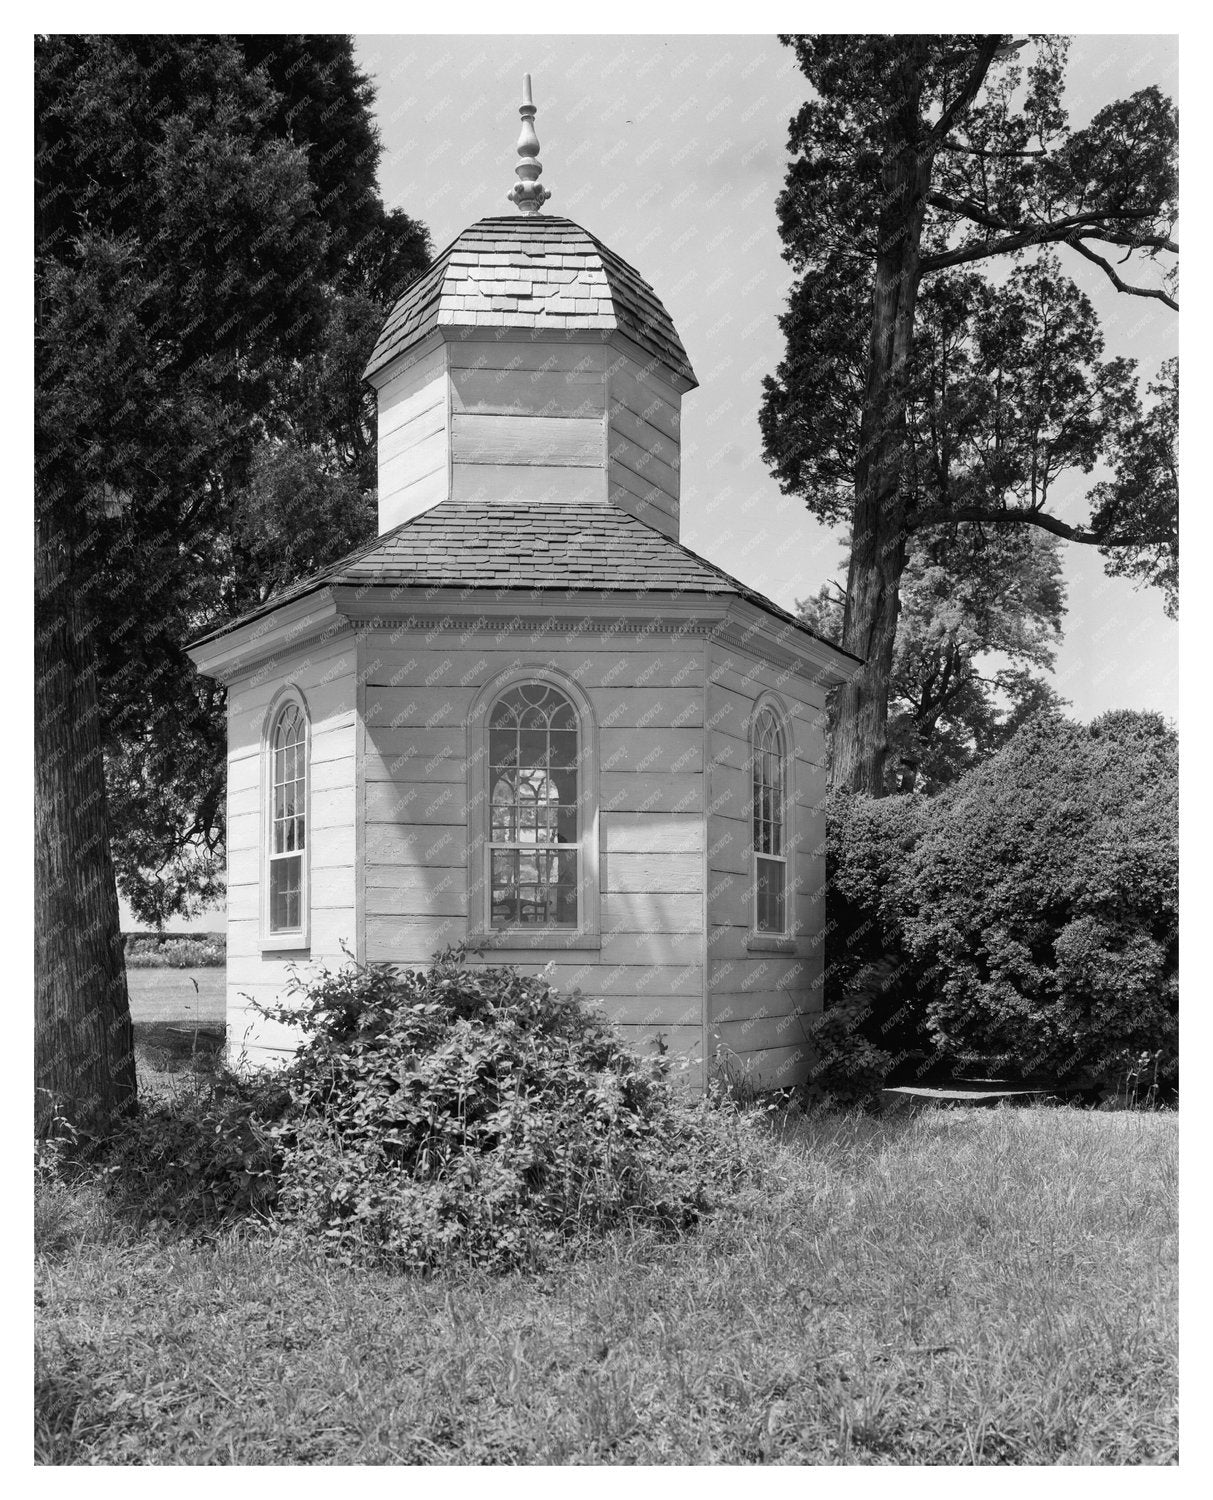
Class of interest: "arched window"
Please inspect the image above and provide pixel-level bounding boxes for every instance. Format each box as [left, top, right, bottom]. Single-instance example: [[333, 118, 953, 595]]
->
[[752, 704, 787, 935], [267, 698, 308, 940], [488, 683, 579, 929]]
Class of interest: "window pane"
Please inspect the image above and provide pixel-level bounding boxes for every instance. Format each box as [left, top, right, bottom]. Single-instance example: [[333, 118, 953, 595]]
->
[[487, 684, 580, 928], [756, 856, 785, 934], [270, 855, 302, 932]]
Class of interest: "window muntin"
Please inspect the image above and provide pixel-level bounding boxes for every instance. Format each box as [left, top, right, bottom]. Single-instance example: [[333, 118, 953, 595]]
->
[[488, 684, 579, 928], [269, 702, 306, 933], [752, 705, 787, 935]]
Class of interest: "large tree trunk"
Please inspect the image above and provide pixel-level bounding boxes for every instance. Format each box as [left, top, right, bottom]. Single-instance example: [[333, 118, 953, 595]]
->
[[833, 45, 932, 795], [35, 510, 136, 1140]]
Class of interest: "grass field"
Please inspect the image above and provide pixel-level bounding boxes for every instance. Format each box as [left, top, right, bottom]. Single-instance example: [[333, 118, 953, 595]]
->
[[125, 966, 225, 1025], [35, 1104, 1177, 1465]]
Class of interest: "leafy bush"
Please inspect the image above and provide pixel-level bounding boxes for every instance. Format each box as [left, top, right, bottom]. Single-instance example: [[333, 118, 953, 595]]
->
[[254, 952, 754, 1271], [803, 1001, 894, 1108], [99, 1071, 287, 1227], [825, 711, 1177, 1086]]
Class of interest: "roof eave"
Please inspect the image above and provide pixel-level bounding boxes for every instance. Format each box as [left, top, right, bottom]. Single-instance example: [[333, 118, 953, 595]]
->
[[187, 589, 343, 682]]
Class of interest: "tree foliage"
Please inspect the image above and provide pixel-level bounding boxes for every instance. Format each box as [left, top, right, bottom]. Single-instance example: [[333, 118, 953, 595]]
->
[[824, 711, 1178, 1083], [762, 34, 1177, 791], [802, 522, 1067, 791], [35, 35, 428, 1130], [37, 36, 430, 925]]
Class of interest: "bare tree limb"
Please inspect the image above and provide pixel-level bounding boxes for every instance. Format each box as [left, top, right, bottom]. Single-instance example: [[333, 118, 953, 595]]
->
[[908, 502, 1174, 547], [1068, 238, 1179, 310]]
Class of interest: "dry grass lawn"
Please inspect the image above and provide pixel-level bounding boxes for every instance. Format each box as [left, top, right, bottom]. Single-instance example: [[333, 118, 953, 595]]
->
[[35, 1105, 1176, 1465]]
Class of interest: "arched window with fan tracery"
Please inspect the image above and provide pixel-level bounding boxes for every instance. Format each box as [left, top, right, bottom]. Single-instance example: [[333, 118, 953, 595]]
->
[[487, 683, 580, 928]]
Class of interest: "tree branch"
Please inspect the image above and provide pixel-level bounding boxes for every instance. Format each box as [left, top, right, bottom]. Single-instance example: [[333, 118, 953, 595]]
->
[[908, 503, 1173, 548], [929, 36, 1007, 147], [921, 219, 1178, 287], [1068, 238, 1178, 310], [943, 138, 1045, 159]]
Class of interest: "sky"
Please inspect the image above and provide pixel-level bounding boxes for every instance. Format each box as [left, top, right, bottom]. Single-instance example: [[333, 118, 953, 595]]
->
[[357, 31, 1178, 724]]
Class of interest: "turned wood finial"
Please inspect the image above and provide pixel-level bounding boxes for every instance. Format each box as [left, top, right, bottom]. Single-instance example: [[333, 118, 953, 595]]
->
[[507, 73, 551, 214]]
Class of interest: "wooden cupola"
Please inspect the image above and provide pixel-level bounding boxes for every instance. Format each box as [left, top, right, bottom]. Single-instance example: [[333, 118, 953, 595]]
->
[[362, 77, 697, 541]]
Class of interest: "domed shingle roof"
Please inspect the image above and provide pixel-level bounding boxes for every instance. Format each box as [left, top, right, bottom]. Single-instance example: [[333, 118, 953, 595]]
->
[[363, 216, 696, 388]]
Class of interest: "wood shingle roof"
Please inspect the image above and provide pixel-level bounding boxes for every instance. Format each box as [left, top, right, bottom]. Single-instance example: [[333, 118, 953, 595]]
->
[[364, 216, 697, 388], [192, 501, 854, 660]]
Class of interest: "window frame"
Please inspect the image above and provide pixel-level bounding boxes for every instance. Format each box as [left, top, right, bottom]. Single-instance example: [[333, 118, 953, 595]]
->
[[260, 686, 312, 952], [467, 665, 600, 951], [749, 695, 793, 947]]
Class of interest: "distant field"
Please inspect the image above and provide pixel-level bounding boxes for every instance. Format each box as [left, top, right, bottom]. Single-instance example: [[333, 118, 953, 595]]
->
[[125, 967, 225, 1025], [35, 1107, 1177, 1464]]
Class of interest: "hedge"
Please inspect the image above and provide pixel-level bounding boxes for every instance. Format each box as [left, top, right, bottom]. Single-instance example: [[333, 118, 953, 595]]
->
[[825, 711, 1177, 1087]]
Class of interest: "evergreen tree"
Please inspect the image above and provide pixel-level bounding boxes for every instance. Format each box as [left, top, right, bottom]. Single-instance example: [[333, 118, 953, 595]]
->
[[762, 35, 1177, 792]]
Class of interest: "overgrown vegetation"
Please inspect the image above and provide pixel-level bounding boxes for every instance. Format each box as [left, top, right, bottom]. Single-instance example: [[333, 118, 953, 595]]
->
[[93, 952, 757, 1273], [35, 1107, 1177, 1464], [824, 709, 1178, 1089]]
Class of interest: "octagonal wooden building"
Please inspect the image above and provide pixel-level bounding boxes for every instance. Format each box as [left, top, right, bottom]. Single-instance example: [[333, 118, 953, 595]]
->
[[188, 82, 860, 1088]]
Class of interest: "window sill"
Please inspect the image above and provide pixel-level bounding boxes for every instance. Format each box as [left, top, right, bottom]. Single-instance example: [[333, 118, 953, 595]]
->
[[746, 934, 796, 955], [260, 933, 311, 954], [472, 930, 602, 953]]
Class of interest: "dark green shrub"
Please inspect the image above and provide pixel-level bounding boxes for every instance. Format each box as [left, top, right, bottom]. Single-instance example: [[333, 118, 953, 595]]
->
[[902, 711, 1177, 1084], [825, 711, 1177, 1086], [803, 1001, 894, 1108], [252, 951, 754, 1271], [97, 1071, 287, 1227], [824, 792, 933, 1064]]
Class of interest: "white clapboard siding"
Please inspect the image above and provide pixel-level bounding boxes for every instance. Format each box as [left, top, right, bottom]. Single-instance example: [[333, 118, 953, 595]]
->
[[599, 928, 701, 967], [710, 653, 829, 718], [608, 852, 700, 894], [701, 632, 833, 1089], [449, 461, 607, 506], [364, 733, 468, 783], [366, 882, 466, 918], [606, 398, 681, 472], [607, 464, 678, 535], [451, 413, 603, 467], [607, 358, 681, 443], [607, 431, 680, 501], [365, 822, 467, 869], [379, 439, 449, 532], [365, 914, 469, 965], [712, 1011, 815, 1056], [365, 780, 468, 827], [599, 728, 702, 775], [602, 891, 701, 934], [604, 811, 702, 853], [376, 347, 450, 534], [599, 771, 703, 814], [448, 341, 608, 375], [378, 400, 445, 464], [227, 644, 356, 723], [362, 689, 471, 731], [450, 366, 605, 418], [223, 649, 357, 1054], [594, 996, 703, 1028]]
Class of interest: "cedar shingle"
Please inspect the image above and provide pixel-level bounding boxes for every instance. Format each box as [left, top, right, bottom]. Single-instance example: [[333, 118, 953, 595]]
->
[[192, 500, 855, 667], [365, 216, 695, 388]]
